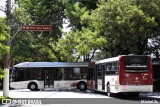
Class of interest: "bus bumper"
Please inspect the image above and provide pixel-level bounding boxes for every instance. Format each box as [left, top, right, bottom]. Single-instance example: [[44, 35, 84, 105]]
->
[[119, 85, 153, 92]]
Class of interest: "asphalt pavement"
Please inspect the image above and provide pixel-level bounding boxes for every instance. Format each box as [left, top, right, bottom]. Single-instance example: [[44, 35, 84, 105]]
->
[[0, 89, 160, 106]]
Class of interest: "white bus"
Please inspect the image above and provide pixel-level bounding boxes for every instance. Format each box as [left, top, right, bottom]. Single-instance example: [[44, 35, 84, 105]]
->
[[10, 62, 93, 91], [93, 55, 153, 97]]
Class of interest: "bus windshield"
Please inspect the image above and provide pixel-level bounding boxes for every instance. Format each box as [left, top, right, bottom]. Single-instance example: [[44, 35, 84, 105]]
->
[[124, 56, 148, 72]]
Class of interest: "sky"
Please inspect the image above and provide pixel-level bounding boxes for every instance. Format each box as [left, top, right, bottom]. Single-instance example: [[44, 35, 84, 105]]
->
[[0, 0, 15, 17], [0, 0, 7, 17]]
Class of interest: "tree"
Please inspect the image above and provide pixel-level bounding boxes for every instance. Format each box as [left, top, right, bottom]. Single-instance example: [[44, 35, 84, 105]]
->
[[58, 1, 106, 62], [0, 18, 9, 78], [10, 0, 160, 63], [89, 0, 158, 58], [60, 0, 104, 62], [65, 0, 98, 30], [137, 0, 160, 58], [11, 0, 65, 62], [57, 27, 106, 62]]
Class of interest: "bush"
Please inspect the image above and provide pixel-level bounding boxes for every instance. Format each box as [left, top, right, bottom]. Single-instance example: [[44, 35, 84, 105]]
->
[[0, 69, 5, 79]]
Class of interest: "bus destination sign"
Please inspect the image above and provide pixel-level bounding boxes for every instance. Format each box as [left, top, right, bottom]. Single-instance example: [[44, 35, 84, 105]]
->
[[22, 25, 52, 31]]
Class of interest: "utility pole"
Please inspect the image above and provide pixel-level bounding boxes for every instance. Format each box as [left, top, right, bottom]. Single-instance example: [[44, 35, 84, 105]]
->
[[3, 0, 11, 97]]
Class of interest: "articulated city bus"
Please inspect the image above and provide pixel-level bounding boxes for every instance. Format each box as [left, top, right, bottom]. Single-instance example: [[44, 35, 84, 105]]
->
[[93, 55, 153, 97], [10, 62, 93, 91]]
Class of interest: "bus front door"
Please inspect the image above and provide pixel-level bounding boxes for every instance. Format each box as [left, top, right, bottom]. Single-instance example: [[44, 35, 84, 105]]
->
[[44, 69, 54, 88]]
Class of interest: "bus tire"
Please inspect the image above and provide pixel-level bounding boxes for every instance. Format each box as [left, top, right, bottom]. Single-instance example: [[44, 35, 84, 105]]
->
[[107, 84, 114, 97], [28, 82, 38, 91], [77, 82, 87, 91]]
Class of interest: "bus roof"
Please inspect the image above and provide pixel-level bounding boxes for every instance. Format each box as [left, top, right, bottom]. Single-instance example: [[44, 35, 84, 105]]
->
[[96, 56, 120, 64], [13, 62, 89, 68], [95, 55, 150, 64]]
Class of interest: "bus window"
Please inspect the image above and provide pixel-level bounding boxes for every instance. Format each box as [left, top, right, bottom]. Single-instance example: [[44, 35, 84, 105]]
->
[[64, 68, 73, 80], [105, 63, 109, 75], [54, 68, 62, 80], [107, 63, 111, 75], [29, 68, 43, 80], [73, 68, 81, 80], [81, 68, 87, 79], [115, 62, 119, 74], [124, 56, 148, 71], [98, 65, 102, 79], [14, 68, 25, 81], [63, 68, 87, 80], [110, 62, 118, 75]]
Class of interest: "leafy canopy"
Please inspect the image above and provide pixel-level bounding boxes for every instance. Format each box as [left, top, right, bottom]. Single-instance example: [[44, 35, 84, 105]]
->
[[90, 0, 158, 57]]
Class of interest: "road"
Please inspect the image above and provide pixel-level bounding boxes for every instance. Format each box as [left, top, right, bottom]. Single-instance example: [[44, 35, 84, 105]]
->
[[0, 89, 160, 106]]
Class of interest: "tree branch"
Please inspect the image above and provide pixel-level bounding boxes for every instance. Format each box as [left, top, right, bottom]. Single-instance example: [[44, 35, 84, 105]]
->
[[89, 49, 96, 61], [0, 6, 5, 12], [76, 56, 80, 62], [33, 33, 61, 61]]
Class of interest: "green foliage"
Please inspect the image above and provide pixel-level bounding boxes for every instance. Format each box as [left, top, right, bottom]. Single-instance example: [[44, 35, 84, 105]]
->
[[63, 1, 104, 61], [0, 69, 5, 79], [137, 0, 160, 58], [89, 0, 158, 57], [9, 0, 160, 62], [11, 0, 65, 62], [65, 2, 88, 30], [0, 18, 9, 60]]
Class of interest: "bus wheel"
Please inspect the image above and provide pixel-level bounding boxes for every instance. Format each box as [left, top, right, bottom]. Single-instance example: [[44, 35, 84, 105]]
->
[[77, 82, 87, 91], [107, 84, 113, 97], [28, 82, 38, 91]]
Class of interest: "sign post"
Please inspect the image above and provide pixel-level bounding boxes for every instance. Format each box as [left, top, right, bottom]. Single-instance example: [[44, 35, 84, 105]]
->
[[22, 25, 52, 31]]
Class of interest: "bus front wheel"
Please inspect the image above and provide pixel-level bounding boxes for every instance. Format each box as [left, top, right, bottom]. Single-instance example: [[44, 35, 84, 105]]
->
[[77, 82, 87, 91], [28, 82, 38, 91]]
